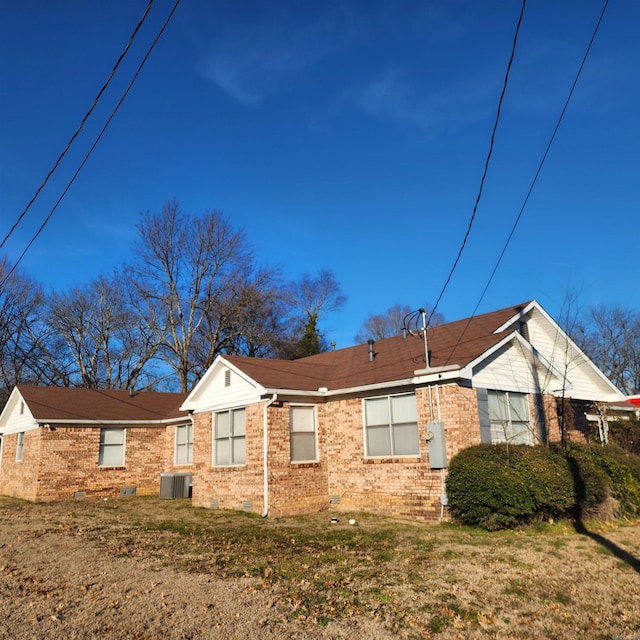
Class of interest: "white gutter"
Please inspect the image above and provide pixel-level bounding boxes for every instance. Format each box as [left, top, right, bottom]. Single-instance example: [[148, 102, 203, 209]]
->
[[262, 393, 278, 517], [21, 417, 188, 426]]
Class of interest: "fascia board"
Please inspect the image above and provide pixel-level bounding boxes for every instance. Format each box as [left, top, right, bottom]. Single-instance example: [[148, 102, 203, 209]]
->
[[180, 354, 225, 409], [463, 331, 520, 373], [19, 417, 188, 428], [0, 387, 23, 428], [263, 378, 419, 399], [189, 393, 264, 414], [1, 422, 39, 435], [493, 300, 537, 334]]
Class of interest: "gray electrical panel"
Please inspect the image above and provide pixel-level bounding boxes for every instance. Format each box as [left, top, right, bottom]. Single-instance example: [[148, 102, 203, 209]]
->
[[426, 421, 447, 469]]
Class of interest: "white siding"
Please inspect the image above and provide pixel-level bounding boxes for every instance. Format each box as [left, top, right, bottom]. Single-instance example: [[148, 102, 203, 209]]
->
[[0, 391, 39, 435], [524, 308, 623, 402], [472, 340, 563, 394], [185, 365, 262, 413]]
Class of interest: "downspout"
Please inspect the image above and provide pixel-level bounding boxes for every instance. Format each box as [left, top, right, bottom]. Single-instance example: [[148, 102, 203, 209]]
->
[[435, 384, 448, 521], [262, 393, 278, 517]]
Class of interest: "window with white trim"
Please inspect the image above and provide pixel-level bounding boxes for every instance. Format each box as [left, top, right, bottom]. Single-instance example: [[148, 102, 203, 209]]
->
[[364, 393, 420, 457], [175, 423, 194, 465], [487, 390, 533, 445], [16, 432, 25, 462], [214, 408, 245, 466], [98, 428, 125, 466], [290, 405, 317, 462]]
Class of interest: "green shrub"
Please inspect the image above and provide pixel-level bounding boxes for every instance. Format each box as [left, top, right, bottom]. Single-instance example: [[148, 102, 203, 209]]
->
[[565, 443, 640, 518], [446, 444, 574, 530], [446, 442, 640, 529], [551, 443, 608, 518]]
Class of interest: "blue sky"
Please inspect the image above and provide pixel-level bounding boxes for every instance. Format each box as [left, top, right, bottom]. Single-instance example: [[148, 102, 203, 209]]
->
[[1, 1, 638, 348]]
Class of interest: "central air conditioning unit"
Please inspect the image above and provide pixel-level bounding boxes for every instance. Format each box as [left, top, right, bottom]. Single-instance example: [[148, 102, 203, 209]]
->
[[159, 472, 192, 499]]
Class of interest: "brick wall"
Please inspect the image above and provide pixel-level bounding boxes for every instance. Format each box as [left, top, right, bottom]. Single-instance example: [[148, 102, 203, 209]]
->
[[191, 404, 265, 512], [191, 401, 329, 516], [189, 384, 567, 522], [0, 429, 41, 501], [0, 425, 173, 501]]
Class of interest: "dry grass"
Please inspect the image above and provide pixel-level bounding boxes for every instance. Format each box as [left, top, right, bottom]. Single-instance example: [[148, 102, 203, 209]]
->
[[1, 496, 640, 639]]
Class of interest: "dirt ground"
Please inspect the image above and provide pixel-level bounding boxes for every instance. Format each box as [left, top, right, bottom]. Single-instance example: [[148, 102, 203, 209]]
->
[[1, 497, 640, 639]]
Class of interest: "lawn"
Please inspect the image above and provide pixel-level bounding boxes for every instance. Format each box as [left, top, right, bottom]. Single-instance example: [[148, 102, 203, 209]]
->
[[1, 496, 639, 639]]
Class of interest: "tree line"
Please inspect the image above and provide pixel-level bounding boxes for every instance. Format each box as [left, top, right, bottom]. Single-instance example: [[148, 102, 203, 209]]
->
[[1, 200, 638, 405], [0, 200, 345, 403]]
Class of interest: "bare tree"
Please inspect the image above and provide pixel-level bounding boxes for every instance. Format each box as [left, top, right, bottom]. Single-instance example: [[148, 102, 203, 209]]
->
[[128, 200, 283, 391], [0, 256, 51, 403], [355, 303, 445, 343], [574, 304, 640, 395], [280, 269, 346, 358], [47, 272, 158, 390]]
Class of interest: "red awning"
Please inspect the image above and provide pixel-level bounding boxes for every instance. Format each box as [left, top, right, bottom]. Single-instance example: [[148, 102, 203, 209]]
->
[[627, 397, 640, 407]]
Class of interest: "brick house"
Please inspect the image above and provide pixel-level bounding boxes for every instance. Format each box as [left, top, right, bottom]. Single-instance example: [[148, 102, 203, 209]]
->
[[181, 300, 624, 522], [0, 387, 189, 501]]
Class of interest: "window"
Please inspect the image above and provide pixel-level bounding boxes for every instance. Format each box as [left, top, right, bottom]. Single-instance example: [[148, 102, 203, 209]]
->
[[290, 405, 317, 462], [364, 393, 419, 457], [214, 408, 245, 465], [488, 391, 533, 445], [16, 432, 25, 462], [99, 428, 125, 466], [175, 423, 194, 465]]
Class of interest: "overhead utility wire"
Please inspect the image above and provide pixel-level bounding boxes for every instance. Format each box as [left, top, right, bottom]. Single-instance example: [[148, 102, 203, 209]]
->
[[428, 0, 527, 327], [0, 0, 155, 252], [0, 0, 182, 289], [441, 0, 609, 367]]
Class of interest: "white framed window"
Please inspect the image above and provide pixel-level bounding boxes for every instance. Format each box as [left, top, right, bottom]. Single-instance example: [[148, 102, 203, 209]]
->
[[290, 405, 317, 462], [364, 393, 420, 457], [99, 428, 125, 466], [214, 408, 245, 466], [16, 432, 25, 462], [175, 423, 194, 465], [488, 390, 533, 445]]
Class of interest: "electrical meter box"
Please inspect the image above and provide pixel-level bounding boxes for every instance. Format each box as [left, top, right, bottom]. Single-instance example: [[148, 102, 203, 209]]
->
[[426, 421, 447, 469]]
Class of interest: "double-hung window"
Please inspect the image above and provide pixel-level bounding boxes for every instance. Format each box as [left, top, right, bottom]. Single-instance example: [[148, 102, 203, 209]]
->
[[364, 393, 420, 457], [15, 432, 25, 462], [175, 423, 194, 465], [290, 405, 317, 462], [99, 428, 125, 466], [487, 390, 533, 445], [214, 408, 245, 466]]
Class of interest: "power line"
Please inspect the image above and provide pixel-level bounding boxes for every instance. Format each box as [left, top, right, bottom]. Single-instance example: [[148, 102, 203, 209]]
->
[[441, 0, 609, 366], [0, 0, 182, 290], [0, 1, 155, 251], [428, 0, 527, 326]]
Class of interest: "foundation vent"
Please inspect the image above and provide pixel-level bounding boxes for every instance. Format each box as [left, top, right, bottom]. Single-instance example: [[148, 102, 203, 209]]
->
[[242, 500, 253, 511], [329, 495, 341, 504]]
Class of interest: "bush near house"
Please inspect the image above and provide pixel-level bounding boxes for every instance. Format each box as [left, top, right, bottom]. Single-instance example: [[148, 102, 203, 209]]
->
[[603, 417, 640, 456], [446, 443, 640, 530], [562, 443, 640, 519]]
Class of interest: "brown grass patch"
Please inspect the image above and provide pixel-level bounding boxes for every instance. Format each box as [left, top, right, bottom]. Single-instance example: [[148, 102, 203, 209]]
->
[[1, 496, 639, 639]]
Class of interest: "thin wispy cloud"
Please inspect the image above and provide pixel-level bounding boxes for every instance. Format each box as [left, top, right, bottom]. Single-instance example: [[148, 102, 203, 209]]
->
[[358, 67, 500, 131], [201, 13, 359, 104]]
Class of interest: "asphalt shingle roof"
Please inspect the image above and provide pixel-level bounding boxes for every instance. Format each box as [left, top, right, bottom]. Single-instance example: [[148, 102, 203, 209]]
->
[[224, 301, 532, 392], [17, 386, 188, 423]]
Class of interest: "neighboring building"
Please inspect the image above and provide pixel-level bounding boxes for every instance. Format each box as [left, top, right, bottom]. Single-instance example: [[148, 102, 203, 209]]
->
[[0, 387, 189, 501], [181, 301, 624, 522]]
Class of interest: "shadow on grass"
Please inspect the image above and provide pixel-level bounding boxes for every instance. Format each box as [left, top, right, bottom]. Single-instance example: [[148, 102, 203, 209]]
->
[[568, 454, 640, 574]]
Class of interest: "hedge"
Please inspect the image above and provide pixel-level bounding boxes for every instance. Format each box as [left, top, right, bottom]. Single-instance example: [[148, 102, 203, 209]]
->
[[446, 443, 640, 530]]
